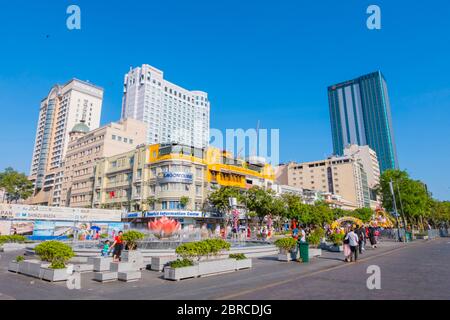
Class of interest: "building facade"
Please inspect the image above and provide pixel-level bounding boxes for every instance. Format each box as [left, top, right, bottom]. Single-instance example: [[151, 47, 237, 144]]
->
[[29, 79, 104, 204], [121, 64, 210, 148], [328, 71, 399, 172], [52, 118, 147, 208], [275, 156, 370, 209], [93, 143, 275, 226]]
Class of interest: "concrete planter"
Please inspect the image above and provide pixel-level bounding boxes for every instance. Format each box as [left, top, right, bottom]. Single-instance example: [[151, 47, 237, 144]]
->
[[89, 257, 113, 272], [151, 256, 176, 272], [8, 261, 21, 273], [277, 249, 298, 261], [41, 266, 73, 282], [416, 235, 429, 240], [110, 262, 135, 272], [118, 271, 141, 282], [122, 251, 145, 270], [18, 260, 49, 278], [94, 271, 118, 282], [309, 248, 322, 258], [164, 258, 251, 281], [74, 264, 94, 273], [198, 258, 236, 276], [164, 265, 199, 281], [235, 259, 252, 270]]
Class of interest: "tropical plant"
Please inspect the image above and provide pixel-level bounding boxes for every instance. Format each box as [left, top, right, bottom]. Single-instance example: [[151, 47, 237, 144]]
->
[[274, 237, 297, 251], [15, 255, 24, 263], [169, 258, 194, 268], [122, 230, 146, 250], [175, 239, 231, 260], [229, 253, 247, 260], [329, 233, 344, 246], [34, 241, 74, 269], [351, 207, 374, 223], [207, 186, 242, 214], [307, 227, 325, 247]]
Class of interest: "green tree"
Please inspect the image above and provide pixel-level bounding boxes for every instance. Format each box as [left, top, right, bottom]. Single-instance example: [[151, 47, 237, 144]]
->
[[144, 196, 157, 210], [310, 201, 333, 226], [207, 186, 241, 214], [379, 169, 432, 228], [281, 193, 312, 225], [245, 186, 276, 223], [0, 167, 33, 203], [179, 196, 190, 209], [351, 207, 374, 223]]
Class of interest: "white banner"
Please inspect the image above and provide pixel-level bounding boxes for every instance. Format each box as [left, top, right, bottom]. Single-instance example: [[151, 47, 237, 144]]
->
[[0, 204, 122, 222]]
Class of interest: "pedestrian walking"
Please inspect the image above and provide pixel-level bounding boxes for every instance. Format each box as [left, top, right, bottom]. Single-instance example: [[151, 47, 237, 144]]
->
[[355, 225, 365, 254], [368, 226, 377, 248], [345, 227, 359, 262], [343, 229, 351, 262]]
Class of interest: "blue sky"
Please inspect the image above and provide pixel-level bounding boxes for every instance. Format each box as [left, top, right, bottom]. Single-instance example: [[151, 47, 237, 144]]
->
[[0, 0, 449, 200]]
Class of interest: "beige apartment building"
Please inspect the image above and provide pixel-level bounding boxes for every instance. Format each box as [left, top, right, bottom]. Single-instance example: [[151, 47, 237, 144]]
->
[[276, 156, 371, 209], [51, 118, 147, 208], [29, 79, 104, 205]]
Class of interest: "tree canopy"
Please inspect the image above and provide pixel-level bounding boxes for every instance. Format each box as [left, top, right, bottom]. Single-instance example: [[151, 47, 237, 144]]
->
[[0, 167, 33, 203]]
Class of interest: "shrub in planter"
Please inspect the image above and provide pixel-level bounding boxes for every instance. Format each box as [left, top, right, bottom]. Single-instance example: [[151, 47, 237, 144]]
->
[[122, 230, 146, 250], [274, 237, 297, 251], [229, 253, 247, 260], [34, 241, 74, 269], [15, 255, 25, 263], [329, 233, 344, 246], [175, 239, 231, 260], [0, 235, 27, 244], [307, 228, 325, 247], [170, 259, 194, 268]]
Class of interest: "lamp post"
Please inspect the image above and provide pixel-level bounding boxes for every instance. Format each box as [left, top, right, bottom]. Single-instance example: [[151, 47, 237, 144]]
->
[[389, 179, 403, 242]]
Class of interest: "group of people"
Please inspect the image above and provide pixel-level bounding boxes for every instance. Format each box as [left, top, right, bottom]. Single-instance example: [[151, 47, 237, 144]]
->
[[100, 230, 124, 262], [343, 225, 379, 262]]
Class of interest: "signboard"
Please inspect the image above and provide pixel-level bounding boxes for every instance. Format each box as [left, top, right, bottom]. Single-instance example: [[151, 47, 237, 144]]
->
[[143, 211, 203, 218], [124, 212, 143, 219], [0, 204, 122, 222], [157, 172, 193, 184]]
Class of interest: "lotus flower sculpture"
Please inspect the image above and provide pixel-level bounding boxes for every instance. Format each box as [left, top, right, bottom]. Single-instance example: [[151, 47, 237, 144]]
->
[[148, 216, 181, 238]]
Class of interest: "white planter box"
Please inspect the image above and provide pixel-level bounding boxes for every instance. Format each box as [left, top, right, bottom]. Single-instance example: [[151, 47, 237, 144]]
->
[[74, 264, 94, 273], [118, 271, 141, 282], [90, 257, 113, 272], [94, 271, 118, 282], [164, 265, 199, 281], [151, 256, 176, 272], [164, 258, 253, 281], [198, 258, 236, 276], [41, 267, 72, 282], [18, 260, 49, 278], [8, 261, 20, 273], [309, 248, 322, 258], [277, 249, 298, 261], [235, 259, 252, 270], [110, 262, 135, 272], [122, 251, 145, 270]]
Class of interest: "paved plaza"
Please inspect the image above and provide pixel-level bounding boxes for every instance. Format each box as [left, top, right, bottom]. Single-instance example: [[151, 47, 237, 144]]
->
[[0, 238, 449, 300]]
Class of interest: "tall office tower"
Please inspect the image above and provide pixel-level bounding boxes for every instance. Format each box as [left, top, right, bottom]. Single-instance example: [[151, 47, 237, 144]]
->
[[121, 64, 210, 148], [328, 71, 399, 172], [29, 79, 103, 204]]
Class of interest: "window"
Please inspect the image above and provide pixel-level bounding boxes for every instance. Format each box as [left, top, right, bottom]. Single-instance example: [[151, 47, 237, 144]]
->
[[112, 135, 116, 140]]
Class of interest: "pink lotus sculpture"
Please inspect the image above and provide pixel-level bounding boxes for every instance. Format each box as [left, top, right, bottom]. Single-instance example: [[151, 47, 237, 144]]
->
[[148, 216, 181, 238]]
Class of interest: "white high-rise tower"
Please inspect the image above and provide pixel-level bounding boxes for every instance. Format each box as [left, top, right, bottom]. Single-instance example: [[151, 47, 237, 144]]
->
[[121, 64, 210, 148], [29, 79, 103, 204]]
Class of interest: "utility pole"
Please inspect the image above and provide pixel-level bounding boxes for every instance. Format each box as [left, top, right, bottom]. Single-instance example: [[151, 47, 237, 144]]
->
[[389, 179, 403, 242]]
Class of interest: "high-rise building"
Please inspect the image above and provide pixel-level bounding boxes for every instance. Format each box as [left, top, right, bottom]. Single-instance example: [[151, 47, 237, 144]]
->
[[121, 64, 210, 149], [29, 79, 103, 204], [328, 71, 399, 172]]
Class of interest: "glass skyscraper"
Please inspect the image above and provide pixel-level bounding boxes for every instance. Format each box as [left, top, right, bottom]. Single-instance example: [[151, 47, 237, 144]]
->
[[328, 71, 399, 172]]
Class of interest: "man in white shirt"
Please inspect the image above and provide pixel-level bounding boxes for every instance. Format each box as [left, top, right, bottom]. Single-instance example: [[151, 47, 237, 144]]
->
[[345, 228, 359, 262]]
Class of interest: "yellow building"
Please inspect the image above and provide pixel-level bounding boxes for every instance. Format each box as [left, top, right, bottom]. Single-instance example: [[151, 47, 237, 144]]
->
[[93, 143, 274, 226]]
